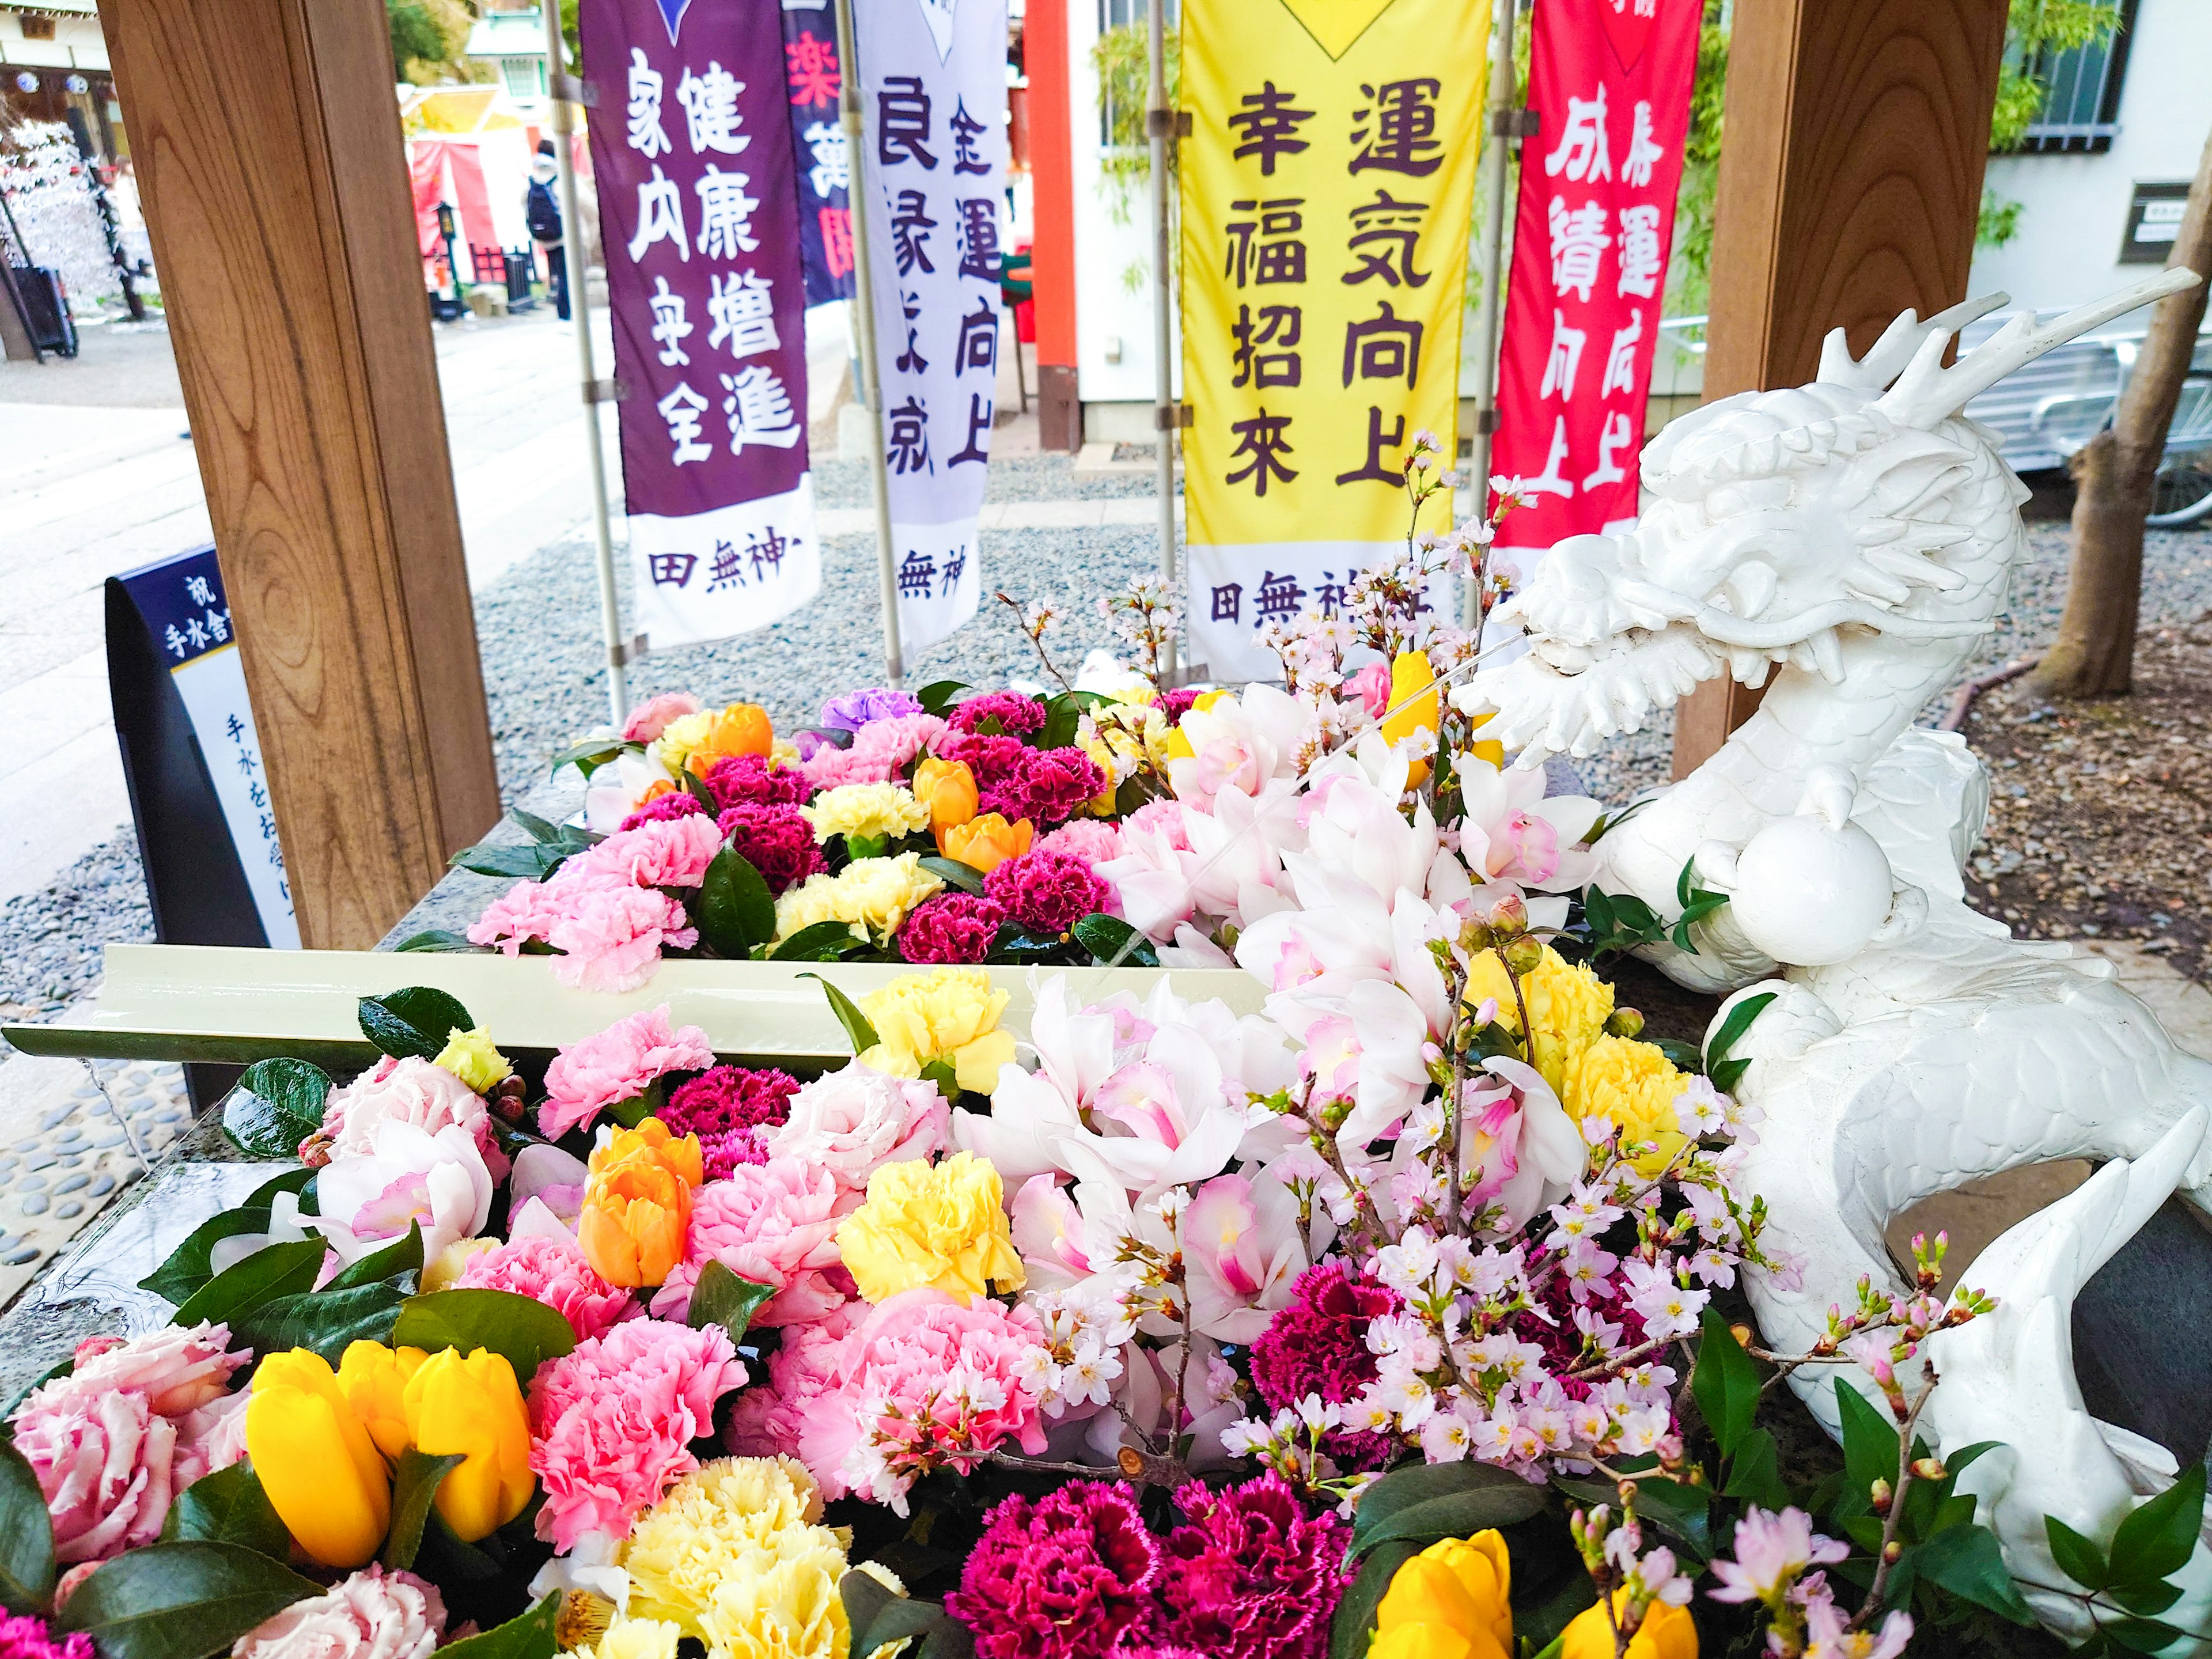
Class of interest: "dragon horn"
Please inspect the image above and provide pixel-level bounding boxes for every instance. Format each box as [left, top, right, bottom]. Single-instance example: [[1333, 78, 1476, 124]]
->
[[1816, 293, 2012, 392], [1876, 268, 2204, 428]]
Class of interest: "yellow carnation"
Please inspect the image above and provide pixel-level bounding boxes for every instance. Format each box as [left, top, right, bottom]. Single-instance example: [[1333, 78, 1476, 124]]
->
[[623, 1458, 841, 1653], [858, 967, 1014, 1093], [774, 854, 944, 947], [421, 1235, 499, 1294], [801, 783, 930, 847], [573, 1618, 682, 1659], [432, 1025, 511, 1094], [1560, 1035, 1690, 1176], [835, 1151, 1025, 1304], [1464, 944, 1614, 1093], [1077, 704, 1172, 815]]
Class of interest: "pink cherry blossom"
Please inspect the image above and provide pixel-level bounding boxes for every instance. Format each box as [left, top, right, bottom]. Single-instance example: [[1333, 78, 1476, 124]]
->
[[1707, 1506, 1848, 1604]]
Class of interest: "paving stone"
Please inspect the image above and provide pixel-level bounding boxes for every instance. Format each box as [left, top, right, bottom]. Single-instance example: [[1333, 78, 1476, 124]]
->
[[54, 1203, 81, 1220], [20, 1195, 48, 1216], [51, 1175, 86, 1195]]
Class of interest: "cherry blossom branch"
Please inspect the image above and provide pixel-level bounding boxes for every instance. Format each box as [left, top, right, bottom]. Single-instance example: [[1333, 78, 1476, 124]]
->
[[1851, 1366, 1941, 1630]]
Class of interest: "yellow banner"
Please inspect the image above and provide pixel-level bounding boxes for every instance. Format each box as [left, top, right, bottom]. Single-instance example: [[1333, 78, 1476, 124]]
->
[[1179, 0, 1488, 680]]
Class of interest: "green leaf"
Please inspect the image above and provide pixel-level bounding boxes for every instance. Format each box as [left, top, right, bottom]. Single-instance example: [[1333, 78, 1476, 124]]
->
[[2046, 1516, 2110, 1592], [328, 1221, 425, 1290], [159, 1460, 290, 1559], [915, 680, 969, 717], [1910, 1522, 2036, 1624], [1652, 1037, 1705, 1075], [1691, 1308, 1762, 1459], [381, 1449, 465, 1571], [1705, 992, 1778, 1086], [1513, 1570, 1597, 1655], [919, 855, 987, 895], [2105, 1578, 2186, 1618], [696, 847, 778, 957], [508, 808, 563, 843], [433, 1592, 561, 1659], [1328, 1539, 1416, 1659], [169, 1238, 327, 1331], [686, 1260, 778, 1342], [53, 1542, 320, 1659], [1833, 1378, 1900, 1522], [222, 1059, 334, 1159], [840, 1570, 968, 1658], [1722, 1427, 1792, 1510], [1346, 1461, 1549, 1561], [394, 930, 493, 953], [770, 921, 866, 961], [2104, 1618, 2188, 1653], [1556, 1475, 1714, 1563], [449, 841, 572, 880], [141, 1169, 319, 1303], [682, 768, 719, 812], [550, 736, 634, 779], [1040, 692, 1083, 751], [801, 973, 881, 1056], [392, 1289, 576, 1384], [0, 1435, 56, 1613], [359, 987, 474, 1060], [230, 1279, 410, 1365], [1071, 913, 1161, 968], [1711, 1057, 1755, 1095], [919, 1059, 960, 1098], [2109, 1462, 2206, 1588], [1676, 855, 1698, 910], [1582, 886, 1616, 934]]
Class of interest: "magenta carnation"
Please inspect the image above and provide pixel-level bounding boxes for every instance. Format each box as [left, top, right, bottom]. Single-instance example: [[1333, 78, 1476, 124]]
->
[[703, 752, 809, 809], [662, 1065, 800, 1179], [647, 1158, 848, 1325], [897, 893, 1006, 964], [980, 747, 1108, 827], [539, 1005, 715, 1140], [985, 849, 1111, 935], [528, 1320, 747, 1551], [1144, 1474, 1351, 1659], [715, 802, 825, 896], [1249, 1263, 1402, 1470], [934, 731, 1029, 792], [455, 1234, 636, 1341], [0, 1613, 92, 1659], [1158, 687, 1201, 726], [948, 691, 1047, 737], [950, 1483, 1162, 1659], [617, 791, 708, 832]]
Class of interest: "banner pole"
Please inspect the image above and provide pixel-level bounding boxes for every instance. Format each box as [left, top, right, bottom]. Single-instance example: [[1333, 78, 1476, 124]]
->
[[1464, 0, 1516, 630], [834, 0, 907, 689], [1146, 0, 1179, 683], [543, 1, 629, 725]]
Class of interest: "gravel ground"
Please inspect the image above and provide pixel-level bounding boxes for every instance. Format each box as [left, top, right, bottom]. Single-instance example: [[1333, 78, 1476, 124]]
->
[[0, 834, 157, 1029]]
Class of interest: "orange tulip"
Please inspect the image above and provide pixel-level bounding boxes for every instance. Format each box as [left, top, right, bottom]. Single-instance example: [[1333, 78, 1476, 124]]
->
[[940, 812, 1033, 874], [702, 703, 773, 763], [577, 1117, 703, 1288], [914, 757, 980, 842]]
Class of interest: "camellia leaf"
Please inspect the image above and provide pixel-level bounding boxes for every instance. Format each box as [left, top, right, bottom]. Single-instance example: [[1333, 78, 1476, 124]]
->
[[695, 848, 777, 957], [2109, 1462, 2207, 1588], [1328, 1540, 1417, 1659], [769, 921, 866, 962], [1692, 1308, 1762, 1460], [359, 987, 475, 1061], [433, 1592, 562, 1659], [800, 974, 880, 1056], [328, 1221, 425, 1291], [141, 1168, 319, 1304], [222, 1059, 334, 1160], [840, 1570, 965, 1658], [0, 1435, 56, 1613], [918, 855, 986, 895], [1652, 1037, 1706, 1075], [159, 1460, 290, 1560], [392, 1289, 576, 1385], [915, 680, 969, 717], [168, 1238, 327, 1331], [394, 930, 492, 954], [1347, 1462, 1548, 1562], [549, 736, 635, 779], [449, 842, 571, 881], [681, 768, 719, 812], [686, 1260, 778, 1343], [381, 1450, 465, 1572], [1071, 913, 1161, 968], [52, 1542, 320, 1659], [1909, 1524, 2037, 1623], [230, 1280, 410, 1366]]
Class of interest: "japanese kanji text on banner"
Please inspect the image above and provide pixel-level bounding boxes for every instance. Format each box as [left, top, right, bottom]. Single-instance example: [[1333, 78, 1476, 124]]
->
[[1490, 0, 1698, 577], [1180, 0, 1489, 684], [581, 0, 821, 650], [783, 3, 857, 307], [857, 0, 1009, 654]]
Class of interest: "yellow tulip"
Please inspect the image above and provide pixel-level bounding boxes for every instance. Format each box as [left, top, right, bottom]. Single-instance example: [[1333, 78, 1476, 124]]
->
[[913, 758, 980, 841], [1463, 710, 1505, 771], [1378, 649, 1441, 785], [940, 812, 1033, 874], [403, 1346, 536, 1541], [336, 1340, 428, 1461], [1368, 1531, 1513, 1659], [246, 1349, 392, 1568], [578, 1117, 703, 1287], [1561, 1592, 1698, 1659]]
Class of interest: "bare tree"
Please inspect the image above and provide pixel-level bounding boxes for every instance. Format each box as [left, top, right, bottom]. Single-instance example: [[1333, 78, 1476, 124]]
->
[[2031, 123, 2212, 700]]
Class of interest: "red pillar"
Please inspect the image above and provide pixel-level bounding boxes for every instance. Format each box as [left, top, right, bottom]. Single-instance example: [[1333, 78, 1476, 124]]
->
[[1027, 0, 1081, 451]]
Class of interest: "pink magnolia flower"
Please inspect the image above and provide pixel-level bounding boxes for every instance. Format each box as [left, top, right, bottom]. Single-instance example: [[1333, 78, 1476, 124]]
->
[[1458, 758, 1604, 892], [1456, 1056, 1586, 1234], [1707, 1506, 1848, 1605], [562, 814, 722, 891], [539, 1006, 715, 1139], [310, 1056, 507, 1181], [622, 692, 702, 744], [529, 1320, 747, 1551], [1181, 1172, 1306, 1343], [230, 1567, 446, 1659], [456, 1234, 637, 1340], [313, 1121, 494, 1266], [761, 1063, 949, 1195], [647, 1160, 849, 1325]]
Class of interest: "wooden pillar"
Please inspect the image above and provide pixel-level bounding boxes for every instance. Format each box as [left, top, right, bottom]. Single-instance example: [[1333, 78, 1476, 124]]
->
[[97, 0, 502, 945], [1669, 0, 2010, 778], [1027, 0, 1082, 452]]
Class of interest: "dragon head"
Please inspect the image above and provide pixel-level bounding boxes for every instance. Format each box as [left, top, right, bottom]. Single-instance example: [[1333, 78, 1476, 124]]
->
[[1460, 271, 2202, 764]]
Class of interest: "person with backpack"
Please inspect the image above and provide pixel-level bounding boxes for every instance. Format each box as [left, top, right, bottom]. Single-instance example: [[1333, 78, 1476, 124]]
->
[[526, 141, 569, 321]]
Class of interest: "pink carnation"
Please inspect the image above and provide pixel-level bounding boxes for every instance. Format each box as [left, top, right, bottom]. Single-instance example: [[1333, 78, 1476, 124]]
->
[[622, 691, 702, 744], [15, 1392, 177, 1563], [703, 753, 809, 809], [464, 878, 568, 956], [618, 791, 709, 832], [230, 1567, 446, 1659], [896, 893, 1006, 964], [799, 743, 899, 792], [950, 1484, 1161, 1659], [456, 1234, 637, 1341], [310, 1056, 507, 1181], [850, 712, 951, 771], [647, 1159, 849, 1325], [539, 1005, 715, 1140], [762, 1063, 949, 1194], [947, 692, 1047, 737], [59, 1323, 247, 1418], [722, 1306, 856, 1463], [986, 849, 1112, 935], [717, 804, 825, 896], [1036, 820, 1123, 863], [0, 1613, 92, 1659], [564, 815, 722, 890], [543, 882, 698, 994], [529, 1321, 747, 1551]]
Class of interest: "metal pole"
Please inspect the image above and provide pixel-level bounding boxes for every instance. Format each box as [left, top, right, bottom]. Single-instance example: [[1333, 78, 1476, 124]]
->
[[1464, 0, 1517, 628], [835, 0, 907, 688], [1146, 0, 1179, 682], [543, 1, 630, 725]]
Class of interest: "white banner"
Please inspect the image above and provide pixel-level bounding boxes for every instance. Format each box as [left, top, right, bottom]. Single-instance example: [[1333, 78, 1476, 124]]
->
[[857, 0, 1007, 653]]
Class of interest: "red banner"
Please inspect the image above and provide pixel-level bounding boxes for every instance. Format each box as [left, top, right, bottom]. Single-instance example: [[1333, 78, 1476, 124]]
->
[[1491, 0, 1699, 563]]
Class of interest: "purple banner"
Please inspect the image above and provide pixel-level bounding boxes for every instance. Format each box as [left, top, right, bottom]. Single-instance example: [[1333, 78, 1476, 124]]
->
[[781, 2, 856, 308], [582, 0, 821, 648]]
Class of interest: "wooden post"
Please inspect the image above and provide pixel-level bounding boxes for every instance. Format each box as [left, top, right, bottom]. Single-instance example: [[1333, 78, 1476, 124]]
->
[[97, 0, 502, 946], [1027, 0, 1082, 452], [1669, 0, 2010, 778]]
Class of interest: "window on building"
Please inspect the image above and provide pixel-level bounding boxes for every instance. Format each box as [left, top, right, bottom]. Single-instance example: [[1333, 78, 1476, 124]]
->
[[502, 56, 545, 99], [2013, 0, 2136, 154]]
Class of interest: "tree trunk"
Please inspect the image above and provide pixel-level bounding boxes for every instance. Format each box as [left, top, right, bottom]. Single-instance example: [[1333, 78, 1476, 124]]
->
[[2032, 122, 2212, 700]]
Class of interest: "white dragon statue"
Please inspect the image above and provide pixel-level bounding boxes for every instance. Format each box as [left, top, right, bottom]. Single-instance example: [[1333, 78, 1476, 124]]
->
[[1457, 267, 2212, 1649]]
